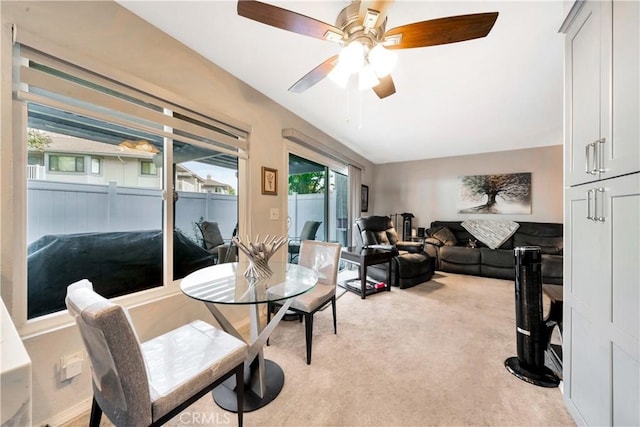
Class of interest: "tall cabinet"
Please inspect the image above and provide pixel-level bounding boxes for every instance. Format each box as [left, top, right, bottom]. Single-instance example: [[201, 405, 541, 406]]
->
[[561, 1, 639, 425]]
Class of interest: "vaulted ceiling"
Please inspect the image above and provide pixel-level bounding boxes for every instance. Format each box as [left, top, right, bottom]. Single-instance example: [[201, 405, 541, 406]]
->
[[118, 1, 566, 164]]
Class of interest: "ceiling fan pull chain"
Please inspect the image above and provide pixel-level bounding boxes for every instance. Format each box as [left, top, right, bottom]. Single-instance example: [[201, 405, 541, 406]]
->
[[358, 87, 363, 130]]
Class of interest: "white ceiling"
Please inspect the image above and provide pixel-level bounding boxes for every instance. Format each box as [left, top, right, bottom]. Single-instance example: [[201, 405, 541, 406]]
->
[[118, 1, 566, 165]]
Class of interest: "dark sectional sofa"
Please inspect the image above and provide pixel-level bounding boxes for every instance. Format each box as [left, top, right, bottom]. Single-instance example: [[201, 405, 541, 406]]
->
[[424, 221, 563, 285]]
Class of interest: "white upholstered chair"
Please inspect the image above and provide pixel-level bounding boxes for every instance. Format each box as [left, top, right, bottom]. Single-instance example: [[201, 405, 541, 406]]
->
[[268, 240, 341, 364], [65, 280, 248, 427]]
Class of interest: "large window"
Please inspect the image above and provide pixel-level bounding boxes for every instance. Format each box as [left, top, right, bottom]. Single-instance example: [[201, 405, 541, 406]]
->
[[16, 44, 247, 321]]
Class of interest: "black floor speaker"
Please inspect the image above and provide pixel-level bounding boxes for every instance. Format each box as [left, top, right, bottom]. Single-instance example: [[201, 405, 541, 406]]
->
[[505, 246, 560, 388]]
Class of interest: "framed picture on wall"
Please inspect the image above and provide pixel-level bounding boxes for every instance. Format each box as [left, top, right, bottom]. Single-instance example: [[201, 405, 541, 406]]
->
[[361, 184, 369, 212], [457, 172, 531, 214], [262, 167, 277, 195]]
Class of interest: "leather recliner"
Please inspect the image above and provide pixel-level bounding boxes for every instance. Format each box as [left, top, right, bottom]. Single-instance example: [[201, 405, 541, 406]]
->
[[355, 216, 434, 289]]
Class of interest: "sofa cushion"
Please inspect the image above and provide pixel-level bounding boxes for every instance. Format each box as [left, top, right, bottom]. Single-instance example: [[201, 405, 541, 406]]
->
[[513, 234, 563, 255], [439, 246, 481, 265], [480, 248, 514, 268], [461, 219, 520, 249]]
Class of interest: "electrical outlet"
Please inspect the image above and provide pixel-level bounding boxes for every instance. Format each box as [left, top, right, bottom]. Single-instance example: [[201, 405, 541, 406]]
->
[[270, 208, 279, 220]]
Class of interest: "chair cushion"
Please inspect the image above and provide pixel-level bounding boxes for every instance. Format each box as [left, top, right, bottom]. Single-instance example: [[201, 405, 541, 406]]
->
[[289, 283, 335, 312], [143, 320, 247, 422]]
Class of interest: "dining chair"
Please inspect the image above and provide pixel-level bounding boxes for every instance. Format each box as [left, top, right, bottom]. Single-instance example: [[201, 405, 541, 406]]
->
[[287, 220, 322, 263], [268, 240, 341, 364], [196, 220, 226, 263], [65, 280, 248, 427]]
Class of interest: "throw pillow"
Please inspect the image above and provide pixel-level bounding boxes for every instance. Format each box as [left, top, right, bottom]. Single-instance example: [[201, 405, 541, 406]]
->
[[425, 237, 443, 247], [431, 226, 457, 246]]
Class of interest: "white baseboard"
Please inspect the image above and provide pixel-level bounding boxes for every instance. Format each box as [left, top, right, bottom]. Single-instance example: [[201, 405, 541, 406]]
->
[[44, 396, 92, 427]]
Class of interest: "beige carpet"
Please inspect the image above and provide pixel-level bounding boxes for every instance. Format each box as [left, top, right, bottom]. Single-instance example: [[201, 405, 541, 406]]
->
[[65, 272, 574, 427]]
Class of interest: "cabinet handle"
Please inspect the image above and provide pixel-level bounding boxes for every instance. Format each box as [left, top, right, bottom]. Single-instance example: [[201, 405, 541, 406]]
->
[[596, 138, 606, 174], [594, 187, 605, 222], [585, 144, 593, 174], [585, 139, 606, 175], [586, 189, 594, 220]]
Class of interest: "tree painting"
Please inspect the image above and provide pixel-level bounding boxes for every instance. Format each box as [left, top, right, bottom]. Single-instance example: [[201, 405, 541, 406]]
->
[[458, 173, 531, 214]]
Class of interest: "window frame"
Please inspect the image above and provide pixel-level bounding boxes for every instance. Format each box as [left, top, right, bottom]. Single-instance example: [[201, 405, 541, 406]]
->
[[47, 153, 85, 173], [140, 159, 158, 176], [90, 156, 101, 175], [7, 41, 251, 336]]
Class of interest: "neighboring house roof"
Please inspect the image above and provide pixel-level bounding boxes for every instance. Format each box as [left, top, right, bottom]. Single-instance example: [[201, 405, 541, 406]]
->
[[30, 134, 157, 160], [175, 163, 233, 191]]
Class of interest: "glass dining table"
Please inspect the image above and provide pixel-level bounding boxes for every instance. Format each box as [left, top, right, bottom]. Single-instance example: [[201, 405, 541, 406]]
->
[[180, 261, 318, 412]]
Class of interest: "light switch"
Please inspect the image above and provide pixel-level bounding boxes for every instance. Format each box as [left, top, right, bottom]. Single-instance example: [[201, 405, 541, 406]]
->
[[270, 208, 279, 220], [60, 352, 83, 381]]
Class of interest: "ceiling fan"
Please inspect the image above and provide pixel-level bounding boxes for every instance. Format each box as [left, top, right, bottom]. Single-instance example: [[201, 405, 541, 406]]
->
[[237, 0, 499, 99]]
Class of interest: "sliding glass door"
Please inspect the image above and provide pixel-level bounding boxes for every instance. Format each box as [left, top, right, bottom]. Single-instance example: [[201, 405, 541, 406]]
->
[[288, 154, 349, 259]]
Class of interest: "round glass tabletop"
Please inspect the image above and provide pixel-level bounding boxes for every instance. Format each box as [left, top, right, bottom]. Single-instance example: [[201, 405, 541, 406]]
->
[[180, 261, 318, 305]]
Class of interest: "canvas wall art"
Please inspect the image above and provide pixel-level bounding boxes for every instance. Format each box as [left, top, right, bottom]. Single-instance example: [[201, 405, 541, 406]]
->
[[457, 172, 531, 214]]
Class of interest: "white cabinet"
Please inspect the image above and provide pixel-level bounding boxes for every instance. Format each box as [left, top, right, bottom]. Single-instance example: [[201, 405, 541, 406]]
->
[[562, 1, 640, 425], [563, 0, 639, 186], [564, 174, 640, 426]]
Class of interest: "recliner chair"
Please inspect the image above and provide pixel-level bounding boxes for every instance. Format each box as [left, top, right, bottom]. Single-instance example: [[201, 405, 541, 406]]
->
[[355, 216, 434, 289]]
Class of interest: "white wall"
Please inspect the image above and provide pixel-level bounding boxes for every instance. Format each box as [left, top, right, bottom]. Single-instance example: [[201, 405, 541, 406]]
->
[[0, 2, 374, 425], [371, 145, 563, 228]]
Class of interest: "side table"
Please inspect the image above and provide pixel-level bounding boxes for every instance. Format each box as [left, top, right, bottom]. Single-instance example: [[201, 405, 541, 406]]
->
[[340, 246, 393, 299]]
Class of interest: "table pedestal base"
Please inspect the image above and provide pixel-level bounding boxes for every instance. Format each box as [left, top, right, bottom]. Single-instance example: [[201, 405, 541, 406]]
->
[[213, 359, 284, 412]]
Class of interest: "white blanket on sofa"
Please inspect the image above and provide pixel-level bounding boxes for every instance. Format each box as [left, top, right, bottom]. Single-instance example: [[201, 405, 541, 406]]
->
[[461, 219, 520, 250]]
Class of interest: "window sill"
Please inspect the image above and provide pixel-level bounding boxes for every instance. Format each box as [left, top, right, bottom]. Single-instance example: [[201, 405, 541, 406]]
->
[[19, 280, 183, 339]]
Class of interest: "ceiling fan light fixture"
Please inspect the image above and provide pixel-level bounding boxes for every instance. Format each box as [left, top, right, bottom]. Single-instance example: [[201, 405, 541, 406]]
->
[[328, 63, 351, 88], [339, 41, 365, 74], [358, 64, 380, 91], [368, 44, 397, 78]]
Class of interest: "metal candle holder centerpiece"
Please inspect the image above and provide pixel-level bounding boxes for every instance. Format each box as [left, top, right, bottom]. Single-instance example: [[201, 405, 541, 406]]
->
[[232, 234, 288, 279]]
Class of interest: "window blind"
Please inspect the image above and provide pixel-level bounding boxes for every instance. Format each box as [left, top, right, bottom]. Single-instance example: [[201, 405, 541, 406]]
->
[[15, 45, 249, 161]]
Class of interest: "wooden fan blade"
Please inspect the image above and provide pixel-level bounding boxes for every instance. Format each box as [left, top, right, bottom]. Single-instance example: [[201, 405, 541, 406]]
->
[[384, 12, 499, 49], [289, 55, 339, 93], [372, 75, 396, 99], [238, 0, 344, 41], [358, 1, 395, 28]]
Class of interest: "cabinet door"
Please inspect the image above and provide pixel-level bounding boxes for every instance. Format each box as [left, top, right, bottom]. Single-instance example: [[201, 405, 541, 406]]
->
[[608, 0, 640, 178], [564, 1, 611, 186], [564, 173, 640, 425]]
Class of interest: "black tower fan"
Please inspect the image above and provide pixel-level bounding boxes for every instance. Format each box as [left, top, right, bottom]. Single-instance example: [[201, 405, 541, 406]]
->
[[505, 246, 560, 387]]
